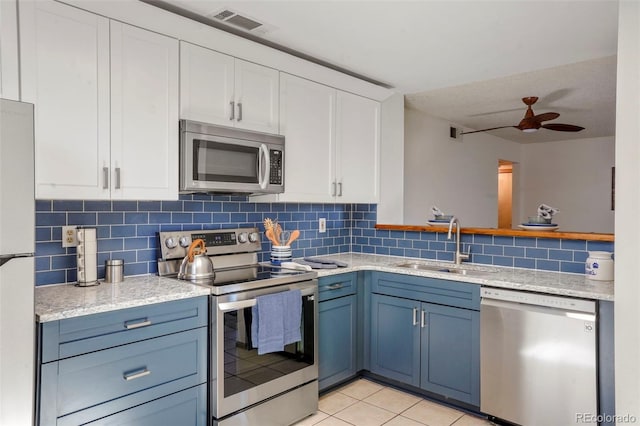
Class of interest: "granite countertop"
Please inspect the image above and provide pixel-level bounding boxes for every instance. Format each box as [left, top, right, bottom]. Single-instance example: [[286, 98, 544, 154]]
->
[[307, 253, 614, 301], [36, 252, 613, 322], [35, 275, 211, 322]]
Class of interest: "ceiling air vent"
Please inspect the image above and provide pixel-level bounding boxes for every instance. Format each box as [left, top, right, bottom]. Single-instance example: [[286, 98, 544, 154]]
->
[[211, 9, 267, 32]]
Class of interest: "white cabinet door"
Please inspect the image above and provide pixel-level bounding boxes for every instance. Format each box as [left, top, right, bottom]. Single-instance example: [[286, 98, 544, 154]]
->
[[179, 41, 234, 125], [0, 0, 20, 101], [335, 91, 380, 203], [110, 21, 179, 200], [276, 73, 335, 202], [179, 42, 279, 134], [20, 0, 110, 200], [234, 59, 279, 134]]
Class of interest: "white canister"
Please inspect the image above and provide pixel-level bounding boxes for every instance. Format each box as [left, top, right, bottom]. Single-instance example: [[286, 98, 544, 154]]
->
[[585, 251, 614, 281]]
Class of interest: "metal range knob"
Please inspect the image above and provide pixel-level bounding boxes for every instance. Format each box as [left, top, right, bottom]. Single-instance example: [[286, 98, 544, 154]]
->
[[248, 232, 259, 243], [165, 237, 178, 249], [179, 236, 190, 247], [237, 232, 248, 243]]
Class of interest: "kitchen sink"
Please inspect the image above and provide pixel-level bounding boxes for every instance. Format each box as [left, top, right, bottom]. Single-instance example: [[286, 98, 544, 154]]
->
[[394, 262, 498, 276]]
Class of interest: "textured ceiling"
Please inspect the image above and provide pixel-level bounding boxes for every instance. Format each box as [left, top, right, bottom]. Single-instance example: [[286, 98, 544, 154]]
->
[[157, 0, 619, 142]]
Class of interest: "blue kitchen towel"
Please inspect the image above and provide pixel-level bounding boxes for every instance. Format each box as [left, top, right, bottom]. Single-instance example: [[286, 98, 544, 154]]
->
[[283, 289, 302, 345], [251, 290, 303, 354], [251, 291, 285, 355]]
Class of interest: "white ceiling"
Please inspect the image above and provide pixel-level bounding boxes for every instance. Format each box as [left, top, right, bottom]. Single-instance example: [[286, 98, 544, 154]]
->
[[158, 0, 619, 143]]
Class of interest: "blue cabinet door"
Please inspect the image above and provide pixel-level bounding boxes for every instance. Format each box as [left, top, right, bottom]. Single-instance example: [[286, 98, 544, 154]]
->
[[419, 302, 480, 406], [318, 295, 357, 391], [370, 294, 420, 387]]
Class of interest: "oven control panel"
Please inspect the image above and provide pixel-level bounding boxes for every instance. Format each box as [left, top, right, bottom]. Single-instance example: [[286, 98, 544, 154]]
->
[[158, 227, 261, 260]]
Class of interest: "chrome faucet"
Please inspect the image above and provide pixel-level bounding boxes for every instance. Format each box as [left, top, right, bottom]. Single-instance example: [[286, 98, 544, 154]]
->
[[448, 216, 470, 265]]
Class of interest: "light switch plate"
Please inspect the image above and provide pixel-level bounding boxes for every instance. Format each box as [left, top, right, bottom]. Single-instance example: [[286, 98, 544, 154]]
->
[[62, 226, 78, 247], [319, 218, 326, 233]]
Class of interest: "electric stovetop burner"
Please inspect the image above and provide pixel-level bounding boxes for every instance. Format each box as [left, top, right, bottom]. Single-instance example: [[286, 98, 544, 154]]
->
[[156, 228, 316, 295], [191, 264, 314, 295]]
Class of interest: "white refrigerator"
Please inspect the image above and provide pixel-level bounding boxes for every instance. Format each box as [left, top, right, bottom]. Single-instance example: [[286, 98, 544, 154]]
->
[[0, 99, 35, 425]]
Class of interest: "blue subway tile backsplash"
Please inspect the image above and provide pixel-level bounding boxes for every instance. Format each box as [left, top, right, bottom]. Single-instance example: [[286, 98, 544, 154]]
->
[[35, 197, 612, 286]]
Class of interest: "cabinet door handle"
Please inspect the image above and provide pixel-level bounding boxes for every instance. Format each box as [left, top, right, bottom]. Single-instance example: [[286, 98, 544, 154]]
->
[[102, 167, 109, 189], [123, 368, 151, 381], [332, 181, 337, 197], [327, 283, 343, 290], [421, 310, 427, 328], [412, 307, 419, 326], [124, 319, 151, 329], [115, 167, 121, 189], [338, 182, 343, 196], [229, 101, 235, 121], [237, 102, 243, 122]]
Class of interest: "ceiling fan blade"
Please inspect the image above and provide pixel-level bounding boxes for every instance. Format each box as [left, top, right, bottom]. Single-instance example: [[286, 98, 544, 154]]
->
[[541, 123, 585, 132], [532, 112, 560, 123], [460, 126, 518, 135]]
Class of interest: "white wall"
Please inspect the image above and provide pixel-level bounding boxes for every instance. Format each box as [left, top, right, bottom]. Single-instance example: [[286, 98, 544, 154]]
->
[[520, 137, 615, 233], [403, 108, 521, 227], [615, 0, 640, 420], [377, 93, 404, 224]]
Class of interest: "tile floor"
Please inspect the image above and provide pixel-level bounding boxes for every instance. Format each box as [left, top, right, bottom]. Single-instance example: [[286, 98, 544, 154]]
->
[[295, 379, 494, 426]]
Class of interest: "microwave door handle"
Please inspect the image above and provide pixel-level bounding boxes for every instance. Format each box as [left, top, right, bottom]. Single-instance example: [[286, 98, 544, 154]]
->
[[258, 144, 270, 189]]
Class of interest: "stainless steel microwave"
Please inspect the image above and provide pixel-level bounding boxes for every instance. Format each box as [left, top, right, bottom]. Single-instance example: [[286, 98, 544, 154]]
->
[[179, 120, 284, 194]]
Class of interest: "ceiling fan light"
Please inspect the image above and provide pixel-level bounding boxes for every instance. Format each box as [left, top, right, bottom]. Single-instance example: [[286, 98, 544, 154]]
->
[[522, 128, 538, 133]]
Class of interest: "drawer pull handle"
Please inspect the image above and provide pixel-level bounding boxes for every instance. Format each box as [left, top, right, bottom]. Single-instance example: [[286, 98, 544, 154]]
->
[[327, 283, 343, 290], [123, 368, 151, 381], [124, 319, 151, 329]]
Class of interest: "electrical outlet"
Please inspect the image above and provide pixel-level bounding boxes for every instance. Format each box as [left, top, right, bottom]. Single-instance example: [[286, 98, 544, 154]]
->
[[62, 226, 78, 248], [319, 218, 326, 233]]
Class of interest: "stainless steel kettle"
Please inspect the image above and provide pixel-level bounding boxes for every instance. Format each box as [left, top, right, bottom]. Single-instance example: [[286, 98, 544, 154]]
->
[[177, 239, 214, 282]]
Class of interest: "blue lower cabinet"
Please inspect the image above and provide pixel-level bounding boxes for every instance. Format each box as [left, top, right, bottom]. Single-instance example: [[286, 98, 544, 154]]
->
[[369, 292, 480, 406], [318, 294, 357, 391], [318, 273, 358, 391], [370, 294, 420, 386], [420, 303, 480, 406], [37, 297, 209, 426]]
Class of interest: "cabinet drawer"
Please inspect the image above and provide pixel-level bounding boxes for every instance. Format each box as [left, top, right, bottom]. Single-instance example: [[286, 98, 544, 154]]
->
[[371, 272, 480, 310], [318, 273, 356, 301], [41, 296, 208, 362], [40, 327, 207, 422], [58, 384, 207, 426]]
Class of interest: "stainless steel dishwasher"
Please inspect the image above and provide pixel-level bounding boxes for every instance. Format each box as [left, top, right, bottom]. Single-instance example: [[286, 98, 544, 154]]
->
[[480, 287, 597, 426]]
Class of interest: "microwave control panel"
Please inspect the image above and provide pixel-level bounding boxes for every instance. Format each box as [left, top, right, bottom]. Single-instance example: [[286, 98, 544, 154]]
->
[[269, 150, 283, 185]]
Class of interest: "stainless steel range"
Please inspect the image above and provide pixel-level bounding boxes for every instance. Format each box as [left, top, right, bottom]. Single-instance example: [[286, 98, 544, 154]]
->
[[158, 228, 319, 425]]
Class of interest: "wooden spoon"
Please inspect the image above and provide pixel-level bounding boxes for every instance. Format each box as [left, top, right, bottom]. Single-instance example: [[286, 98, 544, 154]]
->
[[265, 228, 280, 246], [285, 230, 300, 246]]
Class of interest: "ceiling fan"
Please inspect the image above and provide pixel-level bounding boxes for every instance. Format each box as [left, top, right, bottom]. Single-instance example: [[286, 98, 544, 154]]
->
[[461, 97, 585, 135]]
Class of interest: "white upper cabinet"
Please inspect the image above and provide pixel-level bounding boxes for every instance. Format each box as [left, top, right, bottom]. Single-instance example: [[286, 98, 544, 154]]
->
[[180, 41, 279, 134], [20, 0, 111, 200], [253, 73, 380, 204], [20, 1, 178, 200], [0, 0, 20, 100], [276, 73, 336, 202], [335, 91, 380, 203], [110, 21, 179, 200]]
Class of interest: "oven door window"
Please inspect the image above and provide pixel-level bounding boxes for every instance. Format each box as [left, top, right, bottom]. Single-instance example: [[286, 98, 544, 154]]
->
[[223, 295, 314, 397], [193, 139, 259, 184]]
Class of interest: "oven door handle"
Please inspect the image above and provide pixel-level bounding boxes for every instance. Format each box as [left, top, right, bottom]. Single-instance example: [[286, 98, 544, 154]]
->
[[218, 287, 316, 312]]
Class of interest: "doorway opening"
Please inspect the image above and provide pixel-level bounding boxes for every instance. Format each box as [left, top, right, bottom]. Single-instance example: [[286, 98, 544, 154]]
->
[[498, 160, 514, 229]]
